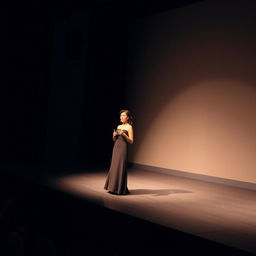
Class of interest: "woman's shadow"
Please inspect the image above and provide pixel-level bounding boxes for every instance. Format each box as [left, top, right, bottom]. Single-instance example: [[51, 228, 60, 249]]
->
[[129, 189, 192, 196]]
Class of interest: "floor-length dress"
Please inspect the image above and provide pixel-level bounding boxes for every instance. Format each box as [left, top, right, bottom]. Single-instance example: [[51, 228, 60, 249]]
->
[[104, 129, 129, 195]]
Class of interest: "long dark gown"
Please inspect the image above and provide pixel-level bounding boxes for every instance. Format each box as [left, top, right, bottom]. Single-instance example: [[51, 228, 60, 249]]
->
[[104, 129, 129, 195]]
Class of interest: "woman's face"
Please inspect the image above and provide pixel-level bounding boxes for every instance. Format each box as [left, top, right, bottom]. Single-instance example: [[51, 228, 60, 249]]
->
[[120, 112, 128, 124]]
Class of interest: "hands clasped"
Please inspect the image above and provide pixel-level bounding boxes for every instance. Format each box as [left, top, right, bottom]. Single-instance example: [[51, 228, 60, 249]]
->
[[113, 129, 125, 137]]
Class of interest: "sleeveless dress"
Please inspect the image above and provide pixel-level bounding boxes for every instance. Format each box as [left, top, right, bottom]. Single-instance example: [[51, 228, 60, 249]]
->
[[104, 129, 129, 195]]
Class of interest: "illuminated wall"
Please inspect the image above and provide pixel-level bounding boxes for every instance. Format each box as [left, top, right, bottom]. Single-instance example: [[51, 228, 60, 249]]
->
[[126, 0, 256, 183]]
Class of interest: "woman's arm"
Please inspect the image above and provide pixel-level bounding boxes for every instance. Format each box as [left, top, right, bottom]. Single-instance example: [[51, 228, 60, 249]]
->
[[112, 127, 119, 141], [121, 126, 134, 144]]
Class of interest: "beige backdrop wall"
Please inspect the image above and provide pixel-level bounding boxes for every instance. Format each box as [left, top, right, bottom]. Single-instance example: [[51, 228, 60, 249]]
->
[[126, 0, 256, 183]]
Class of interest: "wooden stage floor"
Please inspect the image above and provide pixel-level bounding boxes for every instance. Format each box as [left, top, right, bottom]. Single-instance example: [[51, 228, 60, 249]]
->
[[47, 167, 256, 255]]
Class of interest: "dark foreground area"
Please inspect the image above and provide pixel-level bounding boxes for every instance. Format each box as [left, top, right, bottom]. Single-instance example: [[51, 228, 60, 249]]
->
[[0, 170, 254, 256]]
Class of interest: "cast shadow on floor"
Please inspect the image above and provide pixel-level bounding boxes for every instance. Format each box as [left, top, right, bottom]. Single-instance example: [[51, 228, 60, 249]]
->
[[129, 188, 192, 196]]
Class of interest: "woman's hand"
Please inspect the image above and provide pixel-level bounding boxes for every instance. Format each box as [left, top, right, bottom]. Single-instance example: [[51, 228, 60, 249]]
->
[[119, 130, 125, 136], [113, 129, 118, 137]]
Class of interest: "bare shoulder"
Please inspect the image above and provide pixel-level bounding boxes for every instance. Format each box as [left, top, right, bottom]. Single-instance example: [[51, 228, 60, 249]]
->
[[127, 124, 133, 130]]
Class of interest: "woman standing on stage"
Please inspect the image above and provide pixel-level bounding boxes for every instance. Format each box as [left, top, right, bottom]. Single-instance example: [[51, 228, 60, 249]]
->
[[104, 110, 134, 195]]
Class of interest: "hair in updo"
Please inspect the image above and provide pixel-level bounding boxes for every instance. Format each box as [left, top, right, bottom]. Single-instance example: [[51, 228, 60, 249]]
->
[[120, 109, 134, 126]]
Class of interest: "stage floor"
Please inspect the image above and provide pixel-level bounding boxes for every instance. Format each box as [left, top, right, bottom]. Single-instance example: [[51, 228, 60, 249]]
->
[[47, 167, 256, 255]]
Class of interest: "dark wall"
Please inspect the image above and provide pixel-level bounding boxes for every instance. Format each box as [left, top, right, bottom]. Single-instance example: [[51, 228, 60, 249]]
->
[[1, 6, 53, 165], [79, 7, 129, 168], [46, 7, 129, 168], [1, 4, 128, 168], [45, 11, 89, 166]]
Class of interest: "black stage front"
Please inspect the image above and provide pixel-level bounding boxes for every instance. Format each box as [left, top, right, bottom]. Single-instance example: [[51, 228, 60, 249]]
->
[[0, 166, 255, 256]]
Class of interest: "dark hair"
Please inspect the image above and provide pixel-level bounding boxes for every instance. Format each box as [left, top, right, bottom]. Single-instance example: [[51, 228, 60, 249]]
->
[[120, 109, 134, 125]]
